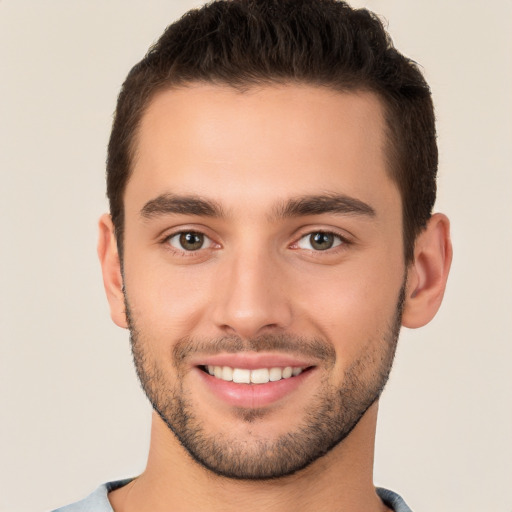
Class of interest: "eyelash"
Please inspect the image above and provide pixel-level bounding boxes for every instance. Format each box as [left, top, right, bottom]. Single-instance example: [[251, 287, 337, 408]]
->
[[162, 231, 217, 256], [292, 230, 350, 252], [160, 229, 351, 256]]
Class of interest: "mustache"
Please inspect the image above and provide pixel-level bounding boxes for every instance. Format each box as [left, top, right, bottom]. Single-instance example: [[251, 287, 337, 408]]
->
[[172, 334, 336, 366]]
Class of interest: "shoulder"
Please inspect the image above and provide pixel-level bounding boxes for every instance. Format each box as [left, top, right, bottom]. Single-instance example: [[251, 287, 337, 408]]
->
[[376, 487, 413, 512], [51, 479, 134, 512]]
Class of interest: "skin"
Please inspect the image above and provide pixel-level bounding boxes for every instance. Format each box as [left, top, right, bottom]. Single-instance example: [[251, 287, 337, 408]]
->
[[98, 84, 452, 512]]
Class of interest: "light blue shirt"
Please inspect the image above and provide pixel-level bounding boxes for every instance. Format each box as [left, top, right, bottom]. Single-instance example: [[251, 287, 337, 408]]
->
[[52, 479, 413, 511]]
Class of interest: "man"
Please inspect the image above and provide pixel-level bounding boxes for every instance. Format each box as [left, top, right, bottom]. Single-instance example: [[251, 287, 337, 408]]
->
[[54, 1, 452, 510]]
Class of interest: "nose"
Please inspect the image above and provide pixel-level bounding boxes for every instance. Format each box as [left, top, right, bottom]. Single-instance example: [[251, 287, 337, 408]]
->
[[212, 248, 293, 339]]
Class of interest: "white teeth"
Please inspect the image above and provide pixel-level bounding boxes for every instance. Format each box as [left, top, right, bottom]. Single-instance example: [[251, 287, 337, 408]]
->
[[282, 366, 293, 379], [269, 367, 283, 381], [250, 368, 269, 384], [205, 365, 304, 384], [232, 368, 251, 383], [221, 366, 233, 381]]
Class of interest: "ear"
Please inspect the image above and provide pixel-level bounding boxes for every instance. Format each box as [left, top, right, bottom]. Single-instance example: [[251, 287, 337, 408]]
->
[[97, 213, 128, 329], [402, 213, 453, 328]]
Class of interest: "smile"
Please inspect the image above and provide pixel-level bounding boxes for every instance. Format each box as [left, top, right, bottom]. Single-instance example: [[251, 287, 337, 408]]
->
[[203, 365, 306, 384]]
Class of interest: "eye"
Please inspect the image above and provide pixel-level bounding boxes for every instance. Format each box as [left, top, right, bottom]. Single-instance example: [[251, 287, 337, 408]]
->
[[297, 231, 344, 251], [166, 231, 213, 251]]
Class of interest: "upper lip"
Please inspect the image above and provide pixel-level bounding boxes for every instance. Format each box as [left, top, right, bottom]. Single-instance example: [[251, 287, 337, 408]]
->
[[190, 352, 316, 370]]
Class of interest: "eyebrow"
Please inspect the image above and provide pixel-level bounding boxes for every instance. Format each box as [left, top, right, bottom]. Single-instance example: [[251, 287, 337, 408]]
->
[[272, 193, 376, 220], [140, 192, 376, 221], [140, 194, 224, 219]]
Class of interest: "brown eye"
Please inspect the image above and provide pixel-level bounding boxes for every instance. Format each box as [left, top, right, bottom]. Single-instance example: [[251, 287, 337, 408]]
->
[[167, 231, 211, 251], [297, 232, 343, 251]]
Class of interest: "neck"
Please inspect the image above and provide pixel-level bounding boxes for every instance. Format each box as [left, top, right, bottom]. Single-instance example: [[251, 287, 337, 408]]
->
[[109, 402, 390, 512]]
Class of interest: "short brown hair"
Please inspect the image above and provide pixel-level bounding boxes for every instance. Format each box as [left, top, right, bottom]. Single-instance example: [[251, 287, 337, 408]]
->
[[107, 0, 437, 262]]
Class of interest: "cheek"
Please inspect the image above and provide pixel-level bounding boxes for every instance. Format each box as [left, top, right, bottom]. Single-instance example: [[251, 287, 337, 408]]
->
[[295, 261, 404, 362], [123, 256, 214, 338]]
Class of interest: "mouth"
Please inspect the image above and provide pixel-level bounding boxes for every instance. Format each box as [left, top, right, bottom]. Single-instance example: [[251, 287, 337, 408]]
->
[[200, 365, 309, 384], [195, 361, 315, 409]]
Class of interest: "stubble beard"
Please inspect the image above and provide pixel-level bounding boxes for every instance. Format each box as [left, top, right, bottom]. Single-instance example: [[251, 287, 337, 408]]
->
[[125, 283, 405, 481]]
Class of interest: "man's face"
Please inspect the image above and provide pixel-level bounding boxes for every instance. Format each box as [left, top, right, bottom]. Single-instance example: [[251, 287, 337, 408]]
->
[[120, 84, 406, 479]]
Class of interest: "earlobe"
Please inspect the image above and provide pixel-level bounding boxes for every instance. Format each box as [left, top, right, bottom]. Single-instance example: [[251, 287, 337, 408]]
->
[[97, 213, 128, 329], [402, 213, 453, 328]]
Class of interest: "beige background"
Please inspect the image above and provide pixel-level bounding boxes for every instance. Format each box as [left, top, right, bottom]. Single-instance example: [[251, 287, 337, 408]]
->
[[1, 1, 511, 511]]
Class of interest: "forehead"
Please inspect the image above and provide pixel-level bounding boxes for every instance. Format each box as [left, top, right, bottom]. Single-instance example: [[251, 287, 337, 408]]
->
[[126, 84, 397, 216]]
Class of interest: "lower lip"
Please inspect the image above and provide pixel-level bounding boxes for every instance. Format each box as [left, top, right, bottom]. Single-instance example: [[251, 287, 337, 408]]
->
[[195, 367, 314, 409]]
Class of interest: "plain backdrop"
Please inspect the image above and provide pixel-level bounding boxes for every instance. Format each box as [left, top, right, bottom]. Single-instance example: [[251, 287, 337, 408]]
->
[[1, 1, 511, 511]]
